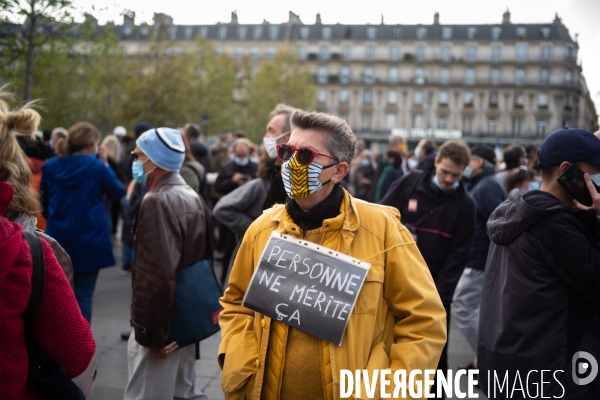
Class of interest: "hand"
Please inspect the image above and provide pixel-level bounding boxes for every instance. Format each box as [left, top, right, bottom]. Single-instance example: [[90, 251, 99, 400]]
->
[[97, 145, 108, 163], [573, 173, 600, 218], [232, 172, 244, 184], [149, 341, 179, 359]]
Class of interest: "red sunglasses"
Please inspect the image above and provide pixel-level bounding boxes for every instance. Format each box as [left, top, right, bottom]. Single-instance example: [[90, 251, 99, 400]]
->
[[276, 144, 338, 166]]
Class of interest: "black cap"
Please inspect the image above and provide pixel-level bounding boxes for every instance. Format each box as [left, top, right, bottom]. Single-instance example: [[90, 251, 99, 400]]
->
[[134, 122, 153, 137], [471, 145, 497, 165], [538, 127, 600, 169]]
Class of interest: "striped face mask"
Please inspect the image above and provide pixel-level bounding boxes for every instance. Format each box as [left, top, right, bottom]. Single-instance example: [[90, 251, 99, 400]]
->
[[281, 155, 337, 199]]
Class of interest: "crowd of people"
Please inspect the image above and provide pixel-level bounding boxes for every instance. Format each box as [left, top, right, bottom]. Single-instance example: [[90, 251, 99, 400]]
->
[[2, 88, 600, 400]]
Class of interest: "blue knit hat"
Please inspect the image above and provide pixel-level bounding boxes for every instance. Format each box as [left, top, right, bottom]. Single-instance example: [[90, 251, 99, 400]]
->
[[137, 127, 185, 172]]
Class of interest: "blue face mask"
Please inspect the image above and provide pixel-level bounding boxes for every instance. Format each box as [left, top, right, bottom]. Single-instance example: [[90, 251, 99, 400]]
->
[[528, 181, 541, 191], [433, 175, 459, 192], [132, 160, 150, 186], [463, 166, 473, 180], [361, 159, 371, 167], [234, 157, 249, 167]]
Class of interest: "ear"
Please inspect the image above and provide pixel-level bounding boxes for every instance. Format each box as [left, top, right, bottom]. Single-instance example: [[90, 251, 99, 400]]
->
[[331, 162, 350, 184], [434, 156, 439, 168], [558, 161, 571, 175]]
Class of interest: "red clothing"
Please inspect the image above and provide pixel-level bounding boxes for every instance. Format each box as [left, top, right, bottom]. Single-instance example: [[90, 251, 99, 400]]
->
[[0, 182, 96, 400]]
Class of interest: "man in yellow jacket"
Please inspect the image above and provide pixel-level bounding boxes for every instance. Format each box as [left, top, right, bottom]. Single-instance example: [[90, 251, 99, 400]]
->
[[218, 110, 447, 400]]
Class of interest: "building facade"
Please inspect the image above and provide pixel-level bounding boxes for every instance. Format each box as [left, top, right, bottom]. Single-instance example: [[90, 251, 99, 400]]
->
[[113, 10, 597, 145]]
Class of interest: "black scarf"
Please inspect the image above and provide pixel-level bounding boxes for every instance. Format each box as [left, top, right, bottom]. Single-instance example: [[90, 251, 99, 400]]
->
[[285, 184, 343, 232]]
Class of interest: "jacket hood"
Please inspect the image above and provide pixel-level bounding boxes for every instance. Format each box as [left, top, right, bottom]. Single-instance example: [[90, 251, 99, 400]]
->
[[0, 182, 24, 285], [487, 189, 567, 245], [42, 155, 99, 189]]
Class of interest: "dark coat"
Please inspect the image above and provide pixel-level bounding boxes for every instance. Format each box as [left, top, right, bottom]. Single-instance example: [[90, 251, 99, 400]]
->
[[464, 168, 507, 270], [121, 183, 149, 247], [40, 155, 125, 272], [380, 169, 476, 303], [214, 160, 258, 197], [479, 190, 600, 398]]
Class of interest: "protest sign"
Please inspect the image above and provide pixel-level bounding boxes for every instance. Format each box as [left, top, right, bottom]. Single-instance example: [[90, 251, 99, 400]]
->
[[242, 231, 371, 345]]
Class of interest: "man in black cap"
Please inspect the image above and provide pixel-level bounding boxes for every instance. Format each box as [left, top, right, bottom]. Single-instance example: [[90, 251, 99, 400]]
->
[[479, 127, 600, 398], [452, 146, 507, 370]]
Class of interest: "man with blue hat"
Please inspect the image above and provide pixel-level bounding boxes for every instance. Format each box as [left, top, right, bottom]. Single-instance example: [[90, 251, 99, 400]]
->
[[478, 127, 600, 398], [124, 127, 212, 400]]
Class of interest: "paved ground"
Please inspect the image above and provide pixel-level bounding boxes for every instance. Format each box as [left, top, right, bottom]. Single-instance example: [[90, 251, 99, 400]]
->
[[91, 239, 486, 399]]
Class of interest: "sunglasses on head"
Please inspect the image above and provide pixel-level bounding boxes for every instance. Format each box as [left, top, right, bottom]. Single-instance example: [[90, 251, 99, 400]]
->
[[276, 144, 338, 166]]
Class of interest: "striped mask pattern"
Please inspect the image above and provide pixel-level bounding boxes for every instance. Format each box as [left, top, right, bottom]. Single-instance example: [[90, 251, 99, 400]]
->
[[281, 155, 326, 199]]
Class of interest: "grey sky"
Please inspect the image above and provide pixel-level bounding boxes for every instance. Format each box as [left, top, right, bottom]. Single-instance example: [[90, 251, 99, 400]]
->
[[75, 0, 600, 113]]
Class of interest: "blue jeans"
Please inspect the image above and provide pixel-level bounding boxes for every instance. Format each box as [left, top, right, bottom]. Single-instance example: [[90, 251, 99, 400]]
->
[[122, 243, 134, 267], [74, 270, 100, 323]]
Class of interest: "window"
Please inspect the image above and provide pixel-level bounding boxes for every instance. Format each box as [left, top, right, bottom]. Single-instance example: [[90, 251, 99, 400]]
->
[[252, 46, 260, 60], [438, 116, 448, 130], [386, 114, 397, 131], [564, 46, 572, 61], [238, 26, 247, 39], [317, 89, 327, 104], [541, 27, 551, 39], [215, 46, 223, 56], [442, 27, 452, 39], [516, 68, 525, 85], [492, 46, 501, 62], [491, 68, 500, 85], [413, 90, 423, 106], [540, 68, 549, 85], [253, 26, 263, 39], [184, 26, 193, 40], [565, 70, 572, 84], [269, 26, 279, 40], [342, 45, 351, 61], [339, 89, 349, 104], [416, 46, 425, 61], [538, 92, 549, 108], [516, 26, 527, 39], [439, 90, 449, 106], [440, 68, 450, 84], [464, 116, 473, 134], [417, 27, 427, 39], [513, 117, 521, 136], [465, 68, 475, 85], [298, 45, 306, 61], [164, 46, 173, 55], [363, 67, 374, 84], [562, 117, 570, 127], [488, 118, 497, 134], [234, 46, 243, 59], [490, 91, 498, 107], [564, 94, 572, 107], [320, 45, 328, 60], [514, 92, 524, 108], [464, 91, 474, 107], [517, 45, 527, 62], [537, 119, 547, 137], [317, 66, 328, 83], [179, 46, 188, 54], [169, 26, 177, 39], [299, 26, 310, 39], [390, 45, 400, 61], [266, 46, 275, 59], [362, 113, 372, 130], [140, 26, 149, 36], [340, 66, 351, 83], [388, 67, 399, 83], [412, 114, 423, 128], [366, 45, 375, 61], [441, 46, 451, 62], [338, 113, 348, 122], [363, 90, 373, 105], [322, 26, 332, 39], [388, 90, 398, 105], [466, 46, 476, 62], [393, 26, 402, 38], [542, 46, 551, 62], [467, 27, 477, 39], [218, 26, 227, 40], [367, 26, 377, 40], [492, 26, 502, 40], [414, 67, 425, 84]]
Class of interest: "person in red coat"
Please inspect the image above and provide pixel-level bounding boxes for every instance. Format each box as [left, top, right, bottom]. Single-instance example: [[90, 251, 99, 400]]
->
[[0, 180, 96, 399]]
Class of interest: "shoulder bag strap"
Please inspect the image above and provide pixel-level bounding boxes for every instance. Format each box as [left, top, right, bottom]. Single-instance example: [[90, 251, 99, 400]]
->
[[22, 231, 45, 337]]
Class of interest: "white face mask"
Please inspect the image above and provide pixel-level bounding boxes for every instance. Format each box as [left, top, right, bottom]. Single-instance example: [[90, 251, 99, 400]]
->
[[263, 131, 290, 159], [590, 173, 600, 187]]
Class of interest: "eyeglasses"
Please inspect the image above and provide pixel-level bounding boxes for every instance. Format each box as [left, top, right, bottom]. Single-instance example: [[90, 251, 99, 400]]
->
[[276, 144, 338, 166]]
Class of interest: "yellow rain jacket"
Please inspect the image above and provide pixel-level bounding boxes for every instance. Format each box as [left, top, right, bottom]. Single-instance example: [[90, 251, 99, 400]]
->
[[218, 189, 446, 400]]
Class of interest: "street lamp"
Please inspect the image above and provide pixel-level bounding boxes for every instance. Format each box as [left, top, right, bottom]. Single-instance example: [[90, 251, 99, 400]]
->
[[202, 111, 210, 135]]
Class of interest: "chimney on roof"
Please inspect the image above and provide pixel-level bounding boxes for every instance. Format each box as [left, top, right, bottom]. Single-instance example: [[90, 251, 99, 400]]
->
[[288, 11, 301, 24], [231, 11, 238, 24], [554, 13, 562, 23], [381, 14, 384, 25], [502, 8, 511, 24], [434, 12, 440, 25], [316, 13, 322, 24]]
